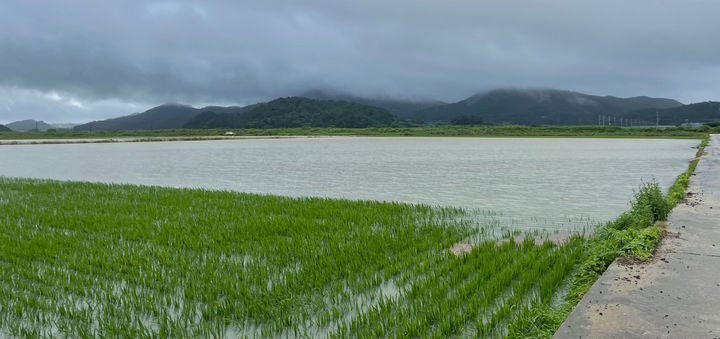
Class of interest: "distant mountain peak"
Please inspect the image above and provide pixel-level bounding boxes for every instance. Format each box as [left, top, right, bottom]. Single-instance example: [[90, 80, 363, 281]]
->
[[300, 89, 446, 118], [407, 88, 683, 125], [155, 103, 192, 108], [623, 100, 720, 125], [73, 104, 216, 131], [6, 119, 55, 132], [466, 88, 568, 104], [183, 96, 399, 129]]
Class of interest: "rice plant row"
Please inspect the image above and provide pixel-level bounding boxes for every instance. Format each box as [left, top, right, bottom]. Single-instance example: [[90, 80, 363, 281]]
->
[[0, 177, 583, 338]]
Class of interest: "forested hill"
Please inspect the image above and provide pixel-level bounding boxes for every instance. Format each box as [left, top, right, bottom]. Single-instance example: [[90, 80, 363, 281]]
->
[[73, 104, 249, 131], [0, 124, 10, 132], [301, 89, 445, 118], [64, 89, 706, 131], [183, 97, 399, 129], [621, 101, 720, 125], [406, 89, 682, 125]]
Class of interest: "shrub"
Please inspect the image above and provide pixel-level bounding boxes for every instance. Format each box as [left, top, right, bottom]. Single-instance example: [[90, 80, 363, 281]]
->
[[631, 180, 669, 222], [609, 181, 667, 231]]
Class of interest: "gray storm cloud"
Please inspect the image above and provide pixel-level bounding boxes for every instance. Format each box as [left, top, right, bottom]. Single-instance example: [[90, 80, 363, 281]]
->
[[1, 0, 720, 123]]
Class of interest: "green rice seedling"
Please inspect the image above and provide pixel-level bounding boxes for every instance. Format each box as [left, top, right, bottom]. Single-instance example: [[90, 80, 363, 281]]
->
[[0, 177, 593, 338]]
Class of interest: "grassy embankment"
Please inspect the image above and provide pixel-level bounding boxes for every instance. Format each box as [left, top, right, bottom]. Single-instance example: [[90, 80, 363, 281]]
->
[[0, 125, 712, 142], [506, 136, 710, 338], [0, 178, 582, 338]]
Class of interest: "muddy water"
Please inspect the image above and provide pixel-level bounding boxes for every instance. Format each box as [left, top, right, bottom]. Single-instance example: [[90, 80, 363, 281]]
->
[[0, 136, 698, 230]]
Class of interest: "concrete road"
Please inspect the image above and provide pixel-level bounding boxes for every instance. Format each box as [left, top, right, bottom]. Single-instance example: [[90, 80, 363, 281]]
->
[[555, 134, 720, 338]]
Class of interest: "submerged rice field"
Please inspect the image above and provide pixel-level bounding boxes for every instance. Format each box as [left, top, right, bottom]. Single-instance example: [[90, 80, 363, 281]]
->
[[0, 177, 583, 338], [0, 137, 698, 231]]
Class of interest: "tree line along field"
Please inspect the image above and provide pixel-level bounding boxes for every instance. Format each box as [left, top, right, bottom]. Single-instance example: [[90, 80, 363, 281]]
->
[[0, 125, 711, 141], [0, 178, 584, 338]]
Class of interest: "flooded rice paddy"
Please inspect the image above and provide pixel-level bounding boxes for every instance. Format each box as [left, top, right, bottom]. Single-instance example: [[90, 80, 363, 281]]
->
[[0, 136, 698, 230], [0, 137, 701, 337]]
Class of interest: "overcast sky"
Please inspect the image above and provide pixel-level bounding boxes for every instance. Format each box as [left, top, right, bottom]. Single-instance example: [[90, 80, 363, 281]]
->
[[2, 0, 720, 124]]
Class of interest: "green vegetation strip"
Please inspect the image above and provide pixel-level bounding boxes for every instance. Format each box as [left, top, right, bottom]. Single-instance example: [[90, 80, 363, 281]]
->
[[0, 177, 586, 338], [506, 137, 710, 338], [0, 125, 711, 141]]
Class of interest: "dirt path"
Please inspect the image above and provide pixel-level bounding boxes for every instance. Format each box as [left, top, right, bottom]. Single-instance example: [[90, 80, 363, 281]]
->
[[554, 134, 720, 338]]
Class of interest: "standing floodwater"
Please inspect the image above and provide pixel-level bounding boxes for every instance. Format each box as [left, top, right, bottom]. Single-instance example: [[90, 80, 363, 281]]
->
[[0, 137, 698, 230]]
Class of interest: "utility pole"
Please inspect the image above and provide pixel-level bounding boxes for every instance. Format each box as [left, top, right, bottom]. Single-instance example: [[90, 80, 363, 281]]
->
[[656, 111, 659, 129]]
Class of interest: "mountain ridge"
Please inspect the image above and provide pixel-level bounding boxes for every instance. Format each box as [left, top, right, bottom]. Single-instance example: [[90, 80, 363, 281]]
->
[[620, 101, 720, 125], [183, 97, 399, 129], [6, 119, 55, 132], [301, 89, 446, 119], [406, 88, 683, 125], [73, 104, 249, 131], [62, 88, 709, 131]]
